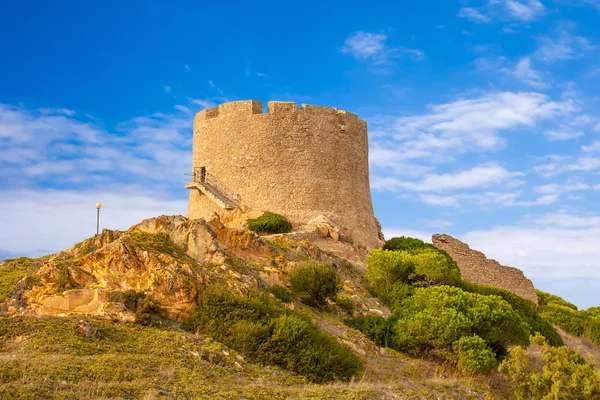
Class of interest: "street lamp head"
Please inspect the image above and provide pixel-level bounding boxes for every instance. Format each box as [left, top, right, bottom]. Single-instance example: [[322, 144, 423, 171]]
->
[[96, 203, 102, 209]]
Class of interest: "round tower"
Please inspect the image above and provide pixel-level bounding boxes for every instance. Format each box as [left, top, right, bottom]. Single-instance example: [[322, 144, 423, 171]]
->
[[186, 100, 381, 249]]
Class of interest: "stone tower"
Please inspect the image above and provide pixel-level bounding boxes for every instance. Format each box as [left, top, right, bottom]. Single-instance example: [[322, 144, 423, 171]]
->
[[186, 100, 381, 249]]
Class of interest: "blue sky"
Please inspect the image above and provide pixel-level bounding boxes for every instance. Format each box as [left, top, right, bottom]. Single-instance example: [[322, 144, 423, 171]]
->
[[1, 0, 599, 308]]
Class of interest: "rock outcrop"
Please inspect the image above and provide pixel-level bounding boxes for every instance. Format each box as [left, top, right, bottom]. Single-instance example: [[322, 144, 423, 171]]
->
[[1, 214, 383, 321], [432, 234, 538, 305]]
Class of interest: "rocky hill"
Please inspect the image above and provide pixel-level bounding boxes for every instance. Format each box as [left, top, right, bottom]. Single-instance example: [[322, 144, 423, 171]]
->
[[1, 213, 598, 399]]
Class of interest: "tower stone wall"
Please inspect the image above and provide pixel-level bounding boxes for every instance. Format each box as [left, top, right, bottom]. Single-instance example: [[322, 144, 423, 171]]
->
[[186, 100, 381, 249]]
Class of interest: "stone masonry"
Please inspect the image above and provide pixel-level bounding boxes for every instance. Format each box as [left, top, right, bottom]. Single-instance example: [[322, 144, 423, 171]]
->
[[432, 234, 538, 305], [186, 100, 381, 249]]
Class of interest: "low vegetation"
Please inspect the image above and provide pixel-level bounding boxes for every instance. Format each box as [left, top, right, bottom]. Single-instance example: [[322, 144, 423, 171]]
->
[[108, 290, 165, 326], [0, 257, 46, 302], [499, 334, 600, 399], [289, 261, 342, 308], [247, 212, 292, 234], [182, 287, 361, 383], [347, 236, 565, 375], [537, 289, 600, 346]]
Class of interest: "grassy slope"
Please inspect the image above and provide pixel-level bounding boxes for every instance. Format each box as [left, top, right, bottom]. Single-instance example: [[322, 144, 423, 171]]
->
[[0, 314, 509, 400]]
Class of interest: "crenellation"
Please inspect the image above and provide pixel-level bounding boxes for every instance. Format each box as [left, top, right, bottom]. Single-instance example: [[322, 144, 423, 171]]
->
[[217, 100, 263, 115], [267, 101, 298, 114]]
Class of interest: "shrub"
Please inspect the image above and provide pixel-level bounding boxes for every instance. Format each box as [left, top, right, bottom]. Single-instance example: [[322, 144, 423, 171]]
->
[[367, 281, 414, 312], [108, 290, 164, 326], [365, 250, 416, 287], [183, 287, 362, 383], [365, 249, 460, 288], [345, 316, 397, 349], [266, 285, 293, 303], [394, 286, 529, 354], [258, 314, 361, 383], [383, 236, 432, 252], [452, 335, 496, 373], [499, 334, 600, 399], [536, 289, 599, 346], [461, 282, 563, 347], [0, 257, 38, 302], [289, 262, 341, 308], [247, 212, 292, 234], [334, 294, 355, 315]]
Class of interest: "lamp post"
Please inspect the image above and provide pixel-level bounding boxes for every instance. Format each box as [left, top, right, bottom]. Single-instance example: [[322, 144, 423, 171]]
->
[[96, 203, 102, 235]]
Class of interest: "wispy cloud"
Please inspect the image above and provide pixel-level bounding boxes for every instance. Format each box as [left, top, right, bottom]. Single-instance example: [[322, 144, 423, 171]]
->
[[164, 86, 172, 93], [457, 7, 491, 23], [534, 24, 597, 62], [340, 31, 424, 70], [458, 0, 545, 24], [475, 56, 548, 88], [184, 64, 190, 72]]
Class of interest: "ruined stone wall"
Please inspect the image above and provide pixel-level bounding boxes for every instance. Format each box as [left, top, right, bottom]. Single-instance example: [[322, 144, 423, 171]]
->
[[432, 234, 538, 305], [186, 100, 381, 249]]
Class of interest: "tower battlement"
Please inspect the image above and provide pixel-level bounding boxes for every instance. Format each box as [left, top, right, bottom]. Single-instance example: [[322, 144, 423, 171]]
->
[[196, 100, 364, 128], [187, 100, 380, 249]]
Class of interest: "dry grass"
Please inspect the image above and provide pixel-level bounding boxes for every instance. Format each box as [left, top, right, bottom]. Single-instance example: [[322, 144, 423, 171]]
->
[[555, 326, 600, 369]]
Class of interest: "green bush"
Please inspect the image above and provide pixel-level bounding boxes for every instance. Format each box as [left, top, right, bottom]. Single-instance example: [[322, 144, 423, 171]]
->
[[452, 335, 496, 373], [536, 289, 599, 346], [183, 287, 362, 383], [247, 212, 292, 234], [345, 316, 397, 349], [266, 285, 293, 303], [365, 250, 416, 287], [108, 290, 164, 326], [499, 334, 600, 399], [258, 314, 361, 383], [394, 286, 529, 354], [367, 281, 414, 311], [289, 262, 341, 308], [365, 249, 460, 288], [383, 236, 433, 252], [334, 294, 355, 315], [461, 282, 563, 347]]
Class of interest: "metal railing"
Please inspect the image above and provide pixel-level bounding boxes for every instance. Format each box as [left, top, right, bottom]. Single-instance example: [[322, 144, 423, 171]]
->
[[189, 167, 241, 208]]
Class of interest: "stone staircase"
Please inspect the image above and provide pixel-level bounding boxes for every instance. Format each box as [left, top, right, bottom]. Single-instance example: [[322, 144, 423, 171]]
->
[[185, 169, 240, 210]]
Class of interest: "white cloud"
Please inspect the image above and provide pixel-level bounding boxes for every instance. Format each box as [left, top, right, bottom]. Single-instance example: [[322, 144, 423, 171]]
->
[[164, 86, 172, 93], [475, 56, 548, 88], [544, 127, 584, 141], [504, 0, 545, 21], [340, 31, 423, 68], [534, 27, 596, 62], [187, 98, 216, 109], [184, 64, 190, 71], [0, 189, 186, 257], [0, 103, 200, 191], [457, 0, 544, 23], [408, 164, 523, 192], [340, 32, 388, 59], [534, 182, 590, 193], [461, 211, 600, 280], [512, 57, 548, 88], [582, 141, 600, 152], [534, 156, 600, 176], [457, 7, 491, 23]]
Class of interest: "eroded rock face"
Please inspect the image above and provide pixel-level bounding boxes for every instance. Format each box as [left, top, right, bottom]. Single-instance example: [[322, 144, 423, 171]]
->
[[432, 234, 538, 305]]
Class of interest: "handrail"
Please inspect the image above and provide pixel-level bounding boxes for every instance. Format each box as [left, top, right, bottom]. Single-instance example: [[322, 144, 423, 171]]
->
[[190, 167, 241, 207]]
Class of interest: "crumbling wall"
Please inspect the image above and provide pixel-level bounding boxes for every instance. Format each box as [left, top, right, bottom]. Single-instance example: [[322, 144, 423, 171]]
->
[[432, 234, 538, 305]]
